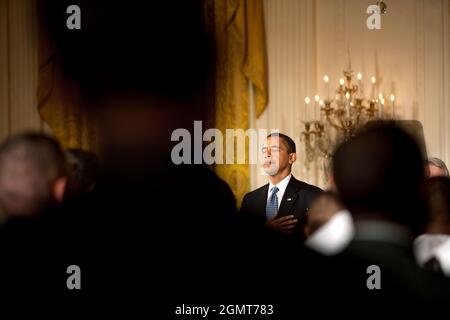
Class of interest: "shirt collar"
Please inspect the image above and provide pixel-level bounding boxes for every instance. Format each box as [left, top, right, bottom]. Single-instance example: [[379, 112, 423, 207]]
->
[[305, 210, 355, 256], [433, 238, 450, 276], [353, 220, 413, 247], [269, 173, 292, 193]]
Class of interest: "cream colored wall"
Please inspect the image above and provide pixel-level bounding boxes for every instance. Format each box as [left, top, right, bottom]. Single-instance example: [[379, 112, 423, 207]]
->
[[0, 0, 43, 142], [251, 0, 450, 190]]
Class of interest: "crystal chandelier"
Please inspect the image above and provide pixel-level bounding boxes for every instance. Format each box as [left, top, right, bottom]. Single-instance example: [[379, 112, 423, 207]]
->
[[301, 65, 396, 179]]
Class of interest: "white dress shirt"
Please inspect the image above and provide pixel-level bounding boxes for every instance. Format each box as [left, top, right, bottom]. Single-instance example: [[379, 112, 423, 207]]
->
[[414, 234, 450, 276], [304, 210, 355, 256], [267, 174, 292, 210]]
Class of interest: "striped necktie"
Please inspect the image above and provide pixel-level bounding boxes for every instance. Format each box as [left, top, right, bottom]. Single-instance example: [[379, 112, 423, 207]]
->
[[266, 186, 279, 220]]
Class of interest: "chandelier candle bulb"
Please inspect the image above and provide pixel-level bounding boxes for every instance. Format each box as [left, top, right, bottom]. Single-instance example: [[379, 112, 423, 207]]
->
[[314, 95, 320, 120], [324, 75, 330, 99], [345, 92, 350, 117], [379, 98, 384, 119], [339, 78, 345, 101], [305, 97, 310, 121], [390, 94, 395, 119], [357, 72, 363, 96], [371, 76, 376, 99]]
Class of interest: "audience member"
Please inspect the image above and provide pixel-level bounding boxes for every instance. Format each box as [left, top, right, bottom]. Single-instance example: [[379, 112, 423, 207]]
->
[[330, 122, 450, 304], [0, 133, 69, 291], [0, 133, 67, 218], [414, 177, 450, 276], [426, 157, 449, 177], [39, 0, 240, 304]]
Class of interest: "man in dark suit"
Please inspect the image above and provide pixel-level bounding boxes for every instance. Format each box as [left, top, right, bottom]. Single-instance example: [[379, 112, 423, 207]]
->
[[239, 133, 322, 240], [327, 122, 450, 306], [32, 0, 241, 310], [0, 133, 69, 292]]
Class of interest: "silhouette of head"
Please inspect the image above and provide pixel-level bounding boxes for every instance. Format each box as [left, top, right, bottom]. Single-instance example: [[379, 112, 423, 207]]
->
[[0, 133, 68, 217], [333, 122, 426, 235]]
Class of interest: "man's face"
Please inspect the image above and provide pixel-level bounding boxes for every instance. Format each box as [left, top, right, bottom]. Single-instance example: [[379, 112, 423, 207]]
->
[[428, 164, 447, 178], [262, 136, 296, 176]]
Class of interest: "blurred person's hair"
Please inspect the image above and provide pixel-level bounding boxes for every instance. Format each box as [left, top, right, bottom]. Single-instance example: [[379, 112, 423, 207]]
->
[[266, 133, 296, 153], [39, 0, 216, 176], [65, 149, 99, 200], [424, 176, 450, 234], [427, 157, 449, 177], [332, 122, 427, 235], [0, 133, 68, 217], [39, 0, 213, 109]]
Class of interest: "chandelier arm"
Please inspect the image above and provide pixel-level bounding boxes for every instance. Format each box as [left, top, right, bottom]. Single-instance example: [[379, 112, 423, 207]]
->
[[317, 140, 328, 157], [304, 132, 316, 154], [355, 114, 362, 127], [325, 115, 343, 130], [338, 116, 347, 130]]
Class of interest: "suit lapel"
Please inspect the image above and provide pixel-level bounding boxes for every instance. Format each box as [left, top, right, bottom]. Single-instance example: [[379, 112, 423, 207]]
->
[[257, 184, 269, 220], [278, 177, 299, 215]]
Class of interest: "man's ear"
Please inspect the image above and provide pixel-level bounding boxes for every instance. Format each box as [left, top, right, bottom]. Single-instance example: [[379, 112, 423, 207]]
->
[[53, 177, 67, 203], [289, 153, 297, 164], [328, 174, 337, 192]]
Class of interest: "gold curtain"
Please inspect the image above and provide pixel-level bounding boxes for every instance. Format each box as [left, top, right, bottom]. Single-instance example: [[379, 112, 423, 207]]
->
[[210, 0, 268, 206], [37, 14, 98, 151]]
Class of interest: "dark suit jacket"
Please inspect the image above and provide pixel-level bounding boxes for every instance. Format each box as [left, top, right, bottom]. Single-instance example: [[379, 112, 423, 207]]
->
[[239, 175, 322, 240]]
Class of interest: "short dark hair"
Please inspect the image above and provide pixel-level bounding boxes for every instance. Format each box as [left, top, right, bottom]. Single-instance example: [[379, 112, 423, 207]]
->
[[332, 122, 426, 235], [267, 133, 296, 154], [40, 0, 213, 105]]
